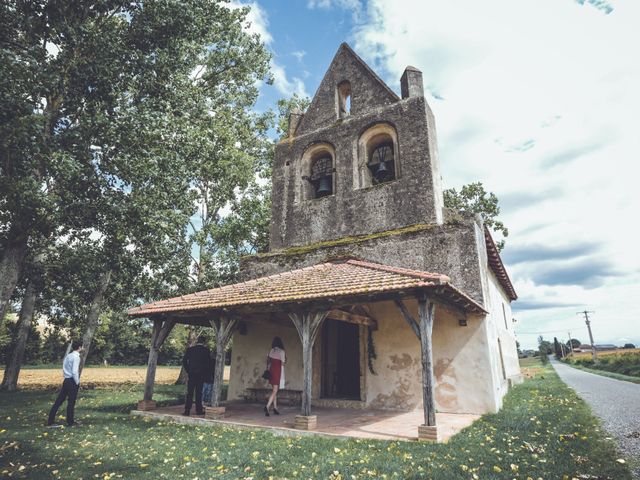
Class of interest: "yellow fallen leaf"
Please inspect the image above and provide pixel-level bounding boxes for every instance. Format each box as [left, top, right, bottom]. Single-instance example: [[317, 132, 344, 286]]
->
[[139, 464, 149, 468], [493, 466, 502, 473], [616, 459, 626, 464]]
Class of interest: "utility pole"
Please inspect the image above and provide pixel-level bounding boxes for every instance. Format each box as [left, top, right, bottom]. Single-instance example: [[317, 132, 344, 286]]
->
[[578, 310, 597, 361], [567, 331, 574, 355]]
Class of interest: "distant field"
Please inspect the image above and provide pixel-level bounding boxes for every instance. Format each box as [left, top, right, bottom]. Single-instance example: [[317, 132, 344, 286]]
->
[[570, 348, 639, 359], [0, 365, 231, 389], [565, 349, 640, 378]]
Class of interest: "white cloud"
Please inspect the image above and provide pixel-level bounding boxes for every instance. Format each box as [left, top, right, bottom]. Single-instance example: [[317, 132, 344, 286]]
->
[[307, 0, 363, 21], [292, 50, 307, 62], [231, 1, 273, 45], [232, 1, 308, 98], [351, 0, 640, 348], [270, 61, 309, 97]]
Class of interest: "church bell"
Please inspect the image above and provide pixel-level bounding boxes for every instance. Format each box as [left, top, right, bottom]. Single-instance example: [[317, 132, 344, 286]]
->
[[316, 175, 332, 197], [374, 161, 389, 182]]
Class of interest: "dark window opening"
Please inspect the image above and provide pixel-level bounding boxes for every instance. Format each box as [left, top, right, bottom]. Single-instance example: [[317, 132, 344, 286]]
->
[[337, 81, 351, 119], [367, 141, 395, 184], [309, 155, 333, 198]]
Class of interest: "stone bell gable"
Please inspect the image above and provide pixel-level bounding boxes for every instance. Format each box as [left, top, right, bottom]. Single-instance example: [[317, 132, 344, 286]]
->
[[270, 43, 445, 251], [294, 43, 400, 135]]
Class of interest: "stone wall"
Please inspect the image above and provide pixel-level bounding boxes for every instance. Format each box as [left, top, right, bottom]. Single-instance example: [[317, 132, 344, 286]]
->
[[270, 45, 444, 250], [244, 217, 486, 305]]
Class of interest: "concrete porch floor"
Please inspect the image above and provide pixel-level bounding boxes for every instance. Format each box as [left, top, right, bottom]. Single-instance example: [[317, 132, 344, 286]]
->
[[131, 402, 480, 442]]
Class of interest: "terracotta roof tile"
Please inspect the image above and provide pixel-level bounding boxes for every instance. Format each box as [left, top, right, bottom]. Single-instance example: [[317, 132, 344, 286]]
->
[[127, 259, 486, 317], [484, 227, 518, 301]]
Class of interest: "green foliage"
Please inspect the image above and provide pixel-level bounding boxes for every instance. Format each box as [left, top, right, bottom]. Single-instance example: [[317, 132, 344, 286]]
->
[[0, 362, 632, 479], [276, 94, 311, 140], [538, 335, 554, 359], [567, 351, 640, 378], [567, 338, 582, 349], [443, 182, 509, 250], [0, 318, 41, 365], [1, 1, 275, 362]]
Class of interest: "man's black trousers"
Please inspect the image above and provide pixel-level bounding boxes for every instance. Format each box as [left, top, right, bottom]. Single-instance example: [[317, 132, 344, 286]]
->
[[48, 377, 79, 426], [185, 374, 205, 414]]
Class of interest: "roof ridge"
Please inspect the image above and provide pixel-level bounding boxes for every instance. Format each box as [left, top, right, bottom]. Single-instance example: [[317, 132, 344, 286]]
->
[[345, 259, 449, 283]]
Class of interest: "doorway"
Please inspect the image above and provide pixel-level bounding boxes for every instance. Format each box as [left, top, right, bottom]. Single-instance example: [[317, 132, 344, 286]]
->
[[321, 319, 361, 399]]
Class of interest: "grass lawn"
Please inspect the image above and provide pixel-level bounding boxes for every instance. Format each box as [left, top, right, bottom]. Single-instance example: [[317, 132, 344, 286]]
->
[[562, 362, 640, 384], [0, 361, 631, 479]]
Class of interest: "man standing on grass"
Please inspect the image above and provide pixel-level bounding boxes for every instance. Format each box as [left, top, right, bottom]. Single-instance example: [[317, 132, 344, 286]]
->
[[47, 340, 84, 427], [182, 335, 213, 416]]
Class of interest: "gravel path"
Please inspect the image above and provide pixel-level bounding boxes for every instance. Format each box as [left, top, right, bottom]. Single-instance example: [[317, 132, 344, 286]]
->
[[550, 358, 640, 478]]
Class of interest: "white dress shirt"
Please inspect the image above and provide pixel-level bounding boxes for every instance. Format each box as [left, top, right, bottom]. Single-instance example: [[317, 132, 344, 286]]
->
[[63, 351, 80, 385]]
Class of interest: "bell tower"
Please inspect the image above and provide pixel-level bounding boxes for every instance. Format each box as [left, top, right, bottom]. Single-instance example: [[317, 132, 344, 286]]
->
[[269, 43, 444, 251]]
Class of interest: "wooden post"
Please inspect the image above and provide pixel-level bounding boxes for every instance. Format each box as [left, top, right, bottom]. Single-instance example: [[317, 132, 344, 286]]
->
[[394, 295, 438, 441], [289, 310, 328, 426], [418, 295, 436, 428], [139, 318, 176, 411], [209, 315, 237, 409]]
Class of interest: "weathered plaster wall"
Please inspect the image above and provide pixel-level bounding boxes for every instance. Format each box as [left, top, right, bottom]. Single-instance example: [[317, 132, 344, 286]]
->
[[226, 300, 498, 415], [365, 300, 498, 414], [473, 222, 521, 410], [227, 321, 303, 401]]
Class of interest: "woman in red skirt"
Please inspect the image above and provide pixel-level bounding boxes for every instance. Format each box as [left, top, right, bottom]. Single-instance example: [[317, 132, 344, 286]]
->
[[264, 337, 286, 416]]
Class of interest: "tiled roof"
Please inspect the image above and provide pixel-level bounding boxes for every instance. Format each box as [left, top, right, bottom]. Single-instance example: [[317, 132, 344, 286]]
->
[[484, 227, 518, 301], [128, 259, 487, 318]]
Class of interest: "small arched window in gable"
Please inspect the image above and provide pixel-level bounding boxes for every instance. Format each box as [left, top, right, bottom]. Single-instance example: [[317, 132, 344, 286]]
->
[[337, 81, 351, 119], [367, 136, 396, 184], [309, 154, 333, 198]]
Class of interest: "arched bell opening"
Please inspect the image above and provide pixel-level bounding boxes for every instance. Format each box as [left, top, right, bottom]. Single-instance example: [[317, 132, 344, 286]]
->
[[355, 123, 400, 189], [299, 142, 336, 201]]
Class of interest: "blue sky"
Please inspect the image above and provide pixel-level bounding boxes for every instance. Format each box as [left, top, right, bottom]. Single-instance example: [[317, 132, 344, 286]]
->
[[239, 0, 640, 349]]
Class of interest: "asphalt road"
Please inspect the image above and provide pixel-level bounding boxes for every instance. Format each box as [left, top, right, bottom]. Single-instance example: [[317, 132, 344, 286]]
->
[[550, 358, 640, 478]]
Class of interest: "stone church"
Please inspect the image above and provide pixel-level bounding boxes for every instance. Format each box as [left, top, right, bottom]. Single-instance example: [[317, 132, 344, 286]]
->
[[130, 43, 520, 441]]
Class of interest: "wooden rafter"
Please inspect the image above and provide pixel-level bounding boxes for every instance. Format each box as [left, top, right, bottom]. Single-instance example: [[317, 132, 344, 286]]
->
[[327, 308, 377, 329]]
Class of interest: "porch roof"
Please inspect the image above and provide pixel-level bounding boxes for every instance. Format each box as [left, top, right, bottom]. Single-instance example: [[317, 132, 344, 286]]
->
[[127, 258, 487, 318]]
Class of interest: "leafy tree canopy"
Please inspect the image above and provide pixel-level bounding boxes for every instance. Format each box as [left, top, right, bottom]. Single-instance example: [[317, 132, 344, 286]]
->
[[443, 182, 509, 250]]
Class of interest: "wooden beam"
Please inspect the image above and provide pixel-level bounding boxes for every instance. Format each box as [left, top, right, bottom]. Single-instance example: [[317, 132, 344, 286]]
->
[[289, 310, 329, 416], [327, 309, 377, 329], [143, 318, 176, 402], [393, 298, 420, 338], [418, 294, 436, 427], [393, 294, 436, 427], [209, 315, 238, 407]]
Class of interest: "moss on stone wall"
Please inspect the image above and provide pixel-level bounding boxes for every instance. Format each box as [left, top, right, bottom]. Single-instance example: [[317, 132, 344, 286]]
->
[[250, 223, 439, 260]]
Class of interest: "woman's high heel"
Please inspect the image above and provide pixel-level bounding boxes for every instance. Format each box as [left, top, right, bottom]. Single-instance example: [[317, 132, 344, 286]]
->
[[273, 407, 280, 415], [264, 406, 270, 417]]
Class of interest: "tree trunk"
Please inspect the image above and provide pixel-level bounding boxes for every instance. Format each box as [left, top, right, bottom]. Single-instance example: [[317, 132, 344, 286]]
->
[[0, 278, 38, 391], [79, 269, 112, 373], [210, 315, 237, 407], [0, 234, 29, 327], [143, 318, 176, 402], [175, 326, 197, 385]]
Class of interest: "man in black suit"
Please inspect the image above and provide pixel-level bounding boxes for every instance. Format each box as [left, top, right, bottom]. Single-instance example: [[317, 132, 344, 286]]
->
[[182, 335, 213, 416]]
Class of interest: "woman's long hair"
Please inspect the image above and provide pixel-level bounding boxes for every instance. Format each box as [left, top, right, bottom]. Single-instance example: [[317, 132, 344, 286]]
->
[[271, 336, 284, 350]]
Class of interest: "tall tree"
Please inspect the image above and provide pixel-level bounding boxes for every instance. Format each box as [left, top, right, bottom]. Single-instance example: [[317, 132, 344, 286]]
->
[[443, 182, 509, 250], [275, 94, 311, 140], [0, 0, 272, 366]]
